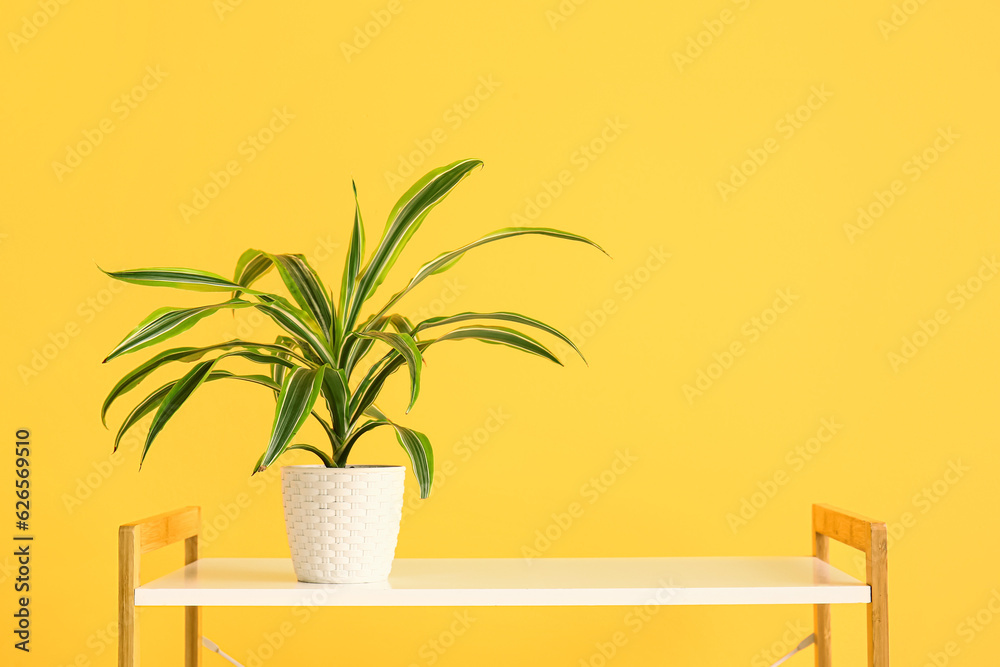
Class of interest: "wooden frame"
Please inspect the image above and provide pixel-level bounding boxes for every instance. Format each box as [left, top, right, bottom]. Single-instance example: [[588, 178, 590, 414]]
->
[[118, 506, 202, 667], [118, 504, 887, 666], [812, 503, 888, 667]]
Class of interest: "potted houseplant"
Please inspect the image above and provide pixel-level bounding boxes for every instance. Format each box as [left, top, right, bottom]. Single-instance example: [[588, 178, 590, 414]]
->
[[100, 158, 604, 583]]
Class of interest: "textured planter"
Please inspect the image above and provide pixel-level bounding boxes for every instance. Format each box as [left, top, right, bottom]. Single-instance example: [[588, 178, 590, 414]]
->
[[281, 464, 405, 584]]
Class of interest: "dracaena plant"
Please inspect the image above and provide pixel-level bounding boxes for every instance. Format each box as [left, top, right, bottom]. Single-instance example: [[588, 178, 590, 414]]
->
[[100, 158, 604, 498]]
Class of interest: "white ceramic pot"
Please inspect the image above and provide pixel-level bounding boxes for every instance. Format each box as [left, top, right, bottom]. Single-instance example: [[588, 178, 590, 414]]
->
[[281, 464, 405, 584]]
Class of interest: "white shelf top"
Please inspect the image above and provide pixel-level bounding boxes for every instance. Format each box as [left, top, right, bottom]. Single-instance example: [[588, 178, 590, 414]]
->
[[135, 557, 869, 607]]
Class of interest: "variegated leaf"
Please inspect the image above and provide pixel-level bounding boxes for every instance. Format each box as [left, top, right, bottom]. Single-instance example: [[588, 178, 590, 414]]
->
[[104, 300, 251, 362], [348, 159, 482, 328], [258, 366, 327, 471]]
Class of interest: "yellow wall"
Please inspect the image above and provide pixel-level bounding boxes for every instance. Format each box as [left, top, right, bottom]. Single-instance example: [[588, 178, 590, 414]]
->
[[3, 0, 999, 665]]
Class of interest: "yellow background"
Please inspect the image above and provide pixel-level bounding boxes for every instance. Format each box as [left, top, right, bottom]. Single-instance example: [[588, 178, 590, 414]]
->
[[2, 0, 999, 665]]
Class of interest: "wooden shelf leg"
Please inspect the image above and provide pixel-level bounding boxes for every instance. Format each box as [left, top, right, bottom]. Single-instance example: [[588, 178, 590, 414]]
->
[[813, 530, 831, 667], [118, 507, 202, 667], [812, 504, 889, 666], [867, 523, 888, 667], [184, 533, 202, 667], [118, 526, 140, 667]]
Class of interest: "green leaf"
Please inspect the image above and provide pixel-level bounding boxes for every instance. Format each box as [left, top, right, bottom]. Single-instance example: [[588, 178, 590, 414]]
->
[[217, 370, 337, 449], [347, 158, 482, 330], [104, 299, 251, 362], [348, 350, 410, 424], [414, 310, 585, 363], [339, 180, 367, 338], [251, 451, 266, 475], [114, 370, 284, 452], [371, 226, 607, 321], [256, 292, 323, 331], [102, 267, 253, 293], [347, 324, 560, 428], [321, 367, 351, 439], [270, 336, 295, 386], [101, 340, 310, 426], [258, 366, 327, 471], [386, 314, 414, 334], [433, 325, 563, 365], [234, 249, 272, 285], [286, 443, 335, 467], [113, 383, 173, 453], [338, 312, 416, 379], [254, 301, 337, 367], [264, 253, 334, 343], [140, 359, 218, 466], [388, 422, 434, 499], [354, 331, 422, 412], [337, 412, 433, 499], [364, 404, 391, 421], [233, 249, 275, 299], [339, 313, 385, 374], [335, 418, 388, 464], [103, 345, 215, 426]]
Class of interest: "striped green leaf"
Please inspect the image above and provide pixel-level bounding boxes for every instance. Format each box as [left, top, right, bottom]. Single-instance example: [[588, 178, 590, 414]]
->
[[347, 326, 557, 429], [355, 331, 422, 412], [286, 443, 334, 467], [264, 253, 334, 343], [234, 249, 273, 286], [339, 180, 366, 338], [140, 359, 219, 466], [321, 367, 351, 439], [335, 417, 389, 464], [255, 293, 323, 332], [114, 370, 276, 449], [104, 299, 251, 362], [338, 406, 433, 498], [414, 311, 584, 362], [215, 369, 337, 450], [270, 336, 297, 386], [112, 369, 328, 454], [386, 314, 414, 334], [339, 313, 384, 374], [347, 158, 482, 330], [348, 349, 413, 424], [254, 301, 337, 367], [258, 366, 327, 471], [339, 313, 416, 378], [101, 341, 303, 426], [433, 325, 563, 365], [114, 382, 172, 453], [371, 226, 607, 321], [388, 423, 434, 499], [103, 267, 253, 293]]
